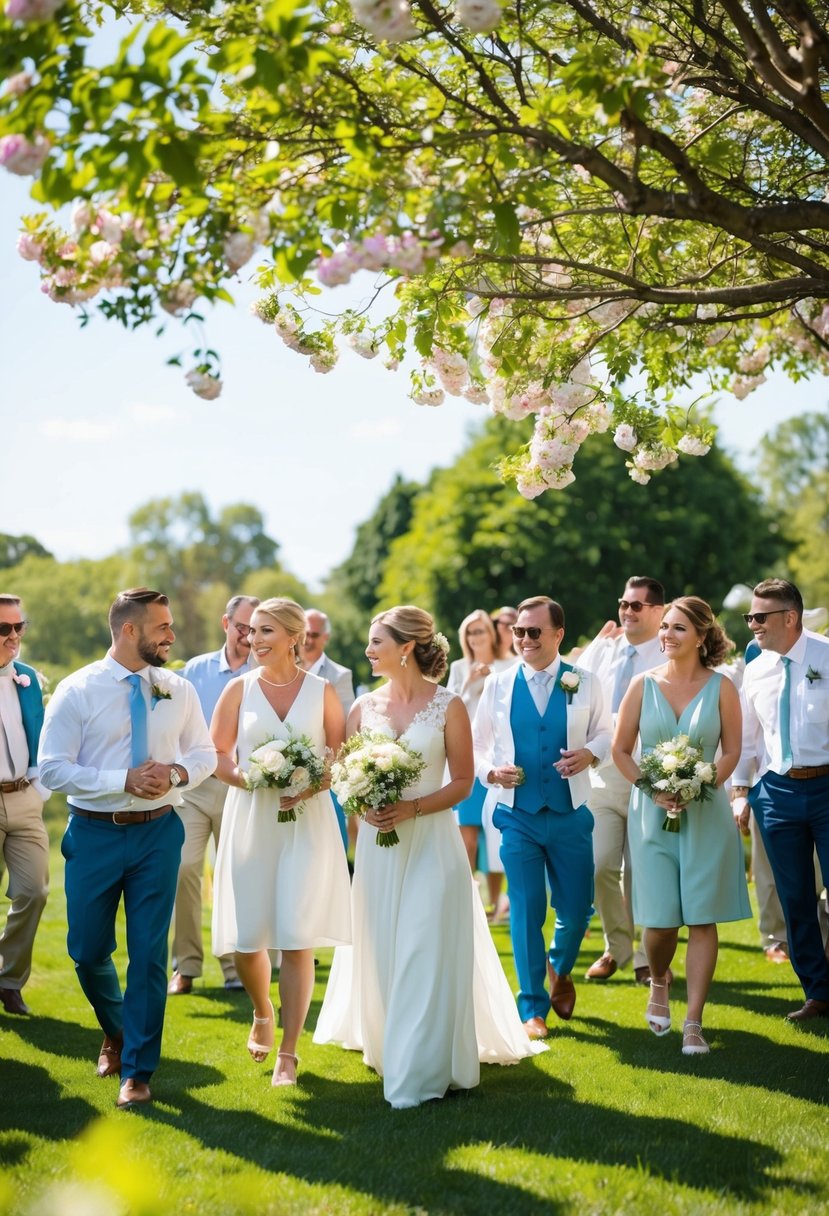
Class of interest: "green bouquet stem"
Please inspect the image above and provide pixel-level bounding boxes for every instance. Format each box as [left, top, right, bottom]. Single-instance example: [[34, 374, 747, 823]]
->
[[662, 813, 681, 833], [278, 808, 297, 823], [376, 828, 400, 847]]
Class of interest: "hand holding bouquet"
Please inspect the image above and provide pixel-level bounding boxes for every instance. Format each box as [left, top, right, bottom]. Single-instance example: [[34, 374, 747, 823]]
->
[[635, 733, 717, 833], [330, 730, 426, 847], [245, 732, 327, 822]]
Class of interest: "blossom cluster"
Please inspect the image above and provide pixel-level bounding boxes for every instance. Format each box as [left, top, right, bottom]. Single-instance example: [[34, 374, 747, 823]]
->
[[0, 132, 50, 176], [244, 732, 327, 822], [4, 0, 64, 22], [350, 0, 503, 41], [635, 733, 717, 833], [316, 231, 442, 287], [330, 729, 425, 846], [185, 370, 223, 400]]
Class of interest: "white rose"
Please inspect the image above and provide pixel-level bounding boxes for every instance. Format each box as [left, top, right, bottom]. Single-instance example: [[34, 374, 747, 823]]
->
[[250, 745, 288, 776], [661, 754, 680, 773], [560, 672, 580, 691], [695, 762, 715, 783]]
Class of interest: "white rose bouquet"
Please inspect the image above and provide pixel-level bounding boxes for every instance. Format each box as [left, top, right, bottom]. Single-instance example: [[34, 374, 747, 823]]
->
[[244, 732, 327, 822], [635, 733, 717, 833], [330, 730, 426, 847]]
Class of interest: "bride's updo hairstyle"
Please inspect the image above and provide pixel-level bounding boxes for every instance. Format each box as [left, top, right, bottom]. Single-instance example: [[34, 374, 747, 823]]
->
[[667, 596, 734, 669], [256, 597, 306, 661], [372, 605, 449, 682]]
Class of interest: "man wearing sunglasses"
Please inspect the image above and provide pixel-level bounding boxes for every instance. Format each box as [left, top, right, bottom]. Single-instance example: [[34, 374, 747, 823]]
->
[[299, 609, 355, 851], [732, 578, 829, 1022], [0, 595, 49, 1017], [473, 595, 612, 1038], [168, 595, 260, 996], [577, 577, 666, 984]]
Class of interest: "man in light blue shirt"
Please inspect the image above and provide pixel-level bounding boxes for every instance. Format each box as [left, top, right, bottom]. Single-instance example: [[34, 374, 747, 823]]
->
[[167, 595, 259, 995]]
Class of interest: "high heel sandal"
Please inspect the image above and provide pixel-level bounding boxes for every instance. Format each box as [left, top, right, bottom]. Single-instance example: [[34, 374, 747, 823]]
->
[[645, 977, 671, 1036], [682, 1020, 710, 1055], [246, 1000, 275, 1063], [272, 1050, 299, 1087]]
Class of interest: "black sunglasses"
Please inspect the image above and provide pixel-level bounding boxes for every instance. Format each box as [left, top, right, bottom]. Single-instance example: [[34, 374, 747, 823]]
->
[[511, 626, 544, 640], [743, 610, 789, 625], [0, 620, 27, 637], [618, 599, 658, 613]]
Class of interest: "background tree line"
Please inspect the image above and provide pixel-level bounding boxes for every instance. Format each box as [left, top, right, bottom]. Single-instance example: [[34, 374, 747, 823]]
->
[[4, 409, 827, 688]]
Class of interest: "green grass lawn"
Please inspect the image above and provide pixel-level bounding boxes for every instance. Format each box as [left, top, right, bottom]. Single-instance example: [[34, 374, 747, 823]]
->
[[1, 798, 827, 1216]]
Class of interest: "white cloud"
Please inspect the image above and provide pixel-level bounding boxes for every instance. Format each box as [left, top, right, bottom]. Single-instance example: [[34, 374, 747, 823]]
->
[[38, 417, 118, 441], [350, 418, 403, 440]]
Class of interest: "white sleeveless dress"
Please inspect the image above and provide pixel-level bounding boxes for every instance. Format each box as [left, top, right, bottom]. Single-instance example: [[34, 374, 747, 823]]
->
[[212, 670, 351, 953], [314, 685, 545, 1109]]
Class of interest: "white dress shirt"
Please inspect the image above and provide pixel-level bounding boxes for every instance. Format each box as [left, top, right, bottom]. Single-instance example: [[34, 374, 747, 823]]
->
[[39, 654, 216, 812], [735, 631, 829, 783], [578, 632, 663, 715], [0, 673, 29, 782]]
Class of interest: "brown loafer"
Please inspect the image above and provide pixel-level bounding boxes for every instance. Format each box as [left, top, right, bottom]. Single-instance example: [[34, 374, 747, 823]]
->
[[764, 944, 789, 964], [585, 953, 618, 981], [116, 1079, 152, 1109], [786, 998, 829, 1022], [547, 961, 576, 1020], [97, 1033, 123, 1078], [167, 972, 193, 995], [522, 1016, 549, 1040], [0, 987, 31, 1016]]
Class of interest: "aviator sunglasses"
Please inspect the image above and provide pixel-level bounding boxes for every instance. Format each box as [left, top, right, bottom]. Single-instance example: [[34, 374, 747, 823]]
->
[[0, 620, 27, 637], [743, 610, 789, 625], [618, 599, 658, 612], [511, 626, 545, 640]]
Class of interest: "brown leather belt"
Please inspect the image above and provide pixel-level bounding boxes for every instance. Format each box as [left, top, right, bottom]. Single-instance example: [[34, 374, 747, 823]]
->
[[69, 805, 174, 825], [786, 766, 829, 780], [0, 778, 30, 793]]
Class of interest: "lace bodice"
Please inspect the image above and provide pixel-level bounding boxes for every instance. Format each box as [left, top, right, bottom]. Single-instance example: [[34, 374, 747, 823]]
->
[[359, 684, 454, 798]]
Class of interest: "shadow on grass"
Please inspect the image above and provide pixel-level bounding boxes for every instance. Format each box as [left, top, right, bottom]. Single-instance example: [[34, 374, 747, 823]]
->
[[132, 1049, 797, 1213], [0, 1060, 96, 1145], [4, 1014, 106, 1065]]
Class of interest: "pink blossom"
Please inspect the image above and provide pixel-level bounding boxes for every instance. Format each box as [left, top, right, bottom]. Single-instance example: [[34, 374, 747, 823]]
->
[[613, 424, 638, 451], [387, 233, 426, 274], [4, 71, 34, 97], [348, 332, 379, 359], [310, 349, 338, 373], [92, 209, 123, 245], [16, 232, 43, 262], [352, 1, 418, 42], [5, 0, 64, 21], [0, 132, 49, 176], [185, 370, 223, 400], [731, 373, 766, 400], [56, 240, 79, 260], [89, 239, 117, 266], [677, 434, 711, 457], [517, 474, 547, 500], [357, 234, 391, 271], [161, 280, 198, 316], [11, 671, 31, 687], [413, 388, 445, 406], [316, 250, 358, 287], [628, 466, 651, 485], [224, 230, 255, 273], [71, 202, 94, 233], [463, 385, 490, 405], [455, 1, 502, 33]]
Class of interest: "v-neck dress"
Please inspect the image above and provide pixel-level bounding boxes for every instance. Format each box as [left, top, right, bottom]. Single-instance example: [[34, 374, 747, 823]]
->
[[628, 674, 751, 928], [314, 686, 544, 1109], [212, 670, 351, 954]]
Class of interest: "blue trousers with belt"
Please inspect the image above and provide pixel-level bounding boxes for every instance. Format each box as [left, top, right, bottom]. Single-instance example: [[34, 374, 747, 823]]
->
[[750, 771, 829, 1002], [493, 802, 594, 1021], [61, 810, 184, 1082]]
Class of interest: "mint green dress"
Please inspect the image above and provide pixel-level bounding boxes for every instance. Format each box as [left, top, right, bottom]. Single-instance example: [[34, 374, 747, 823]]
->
[[628, 674, 751, 928]]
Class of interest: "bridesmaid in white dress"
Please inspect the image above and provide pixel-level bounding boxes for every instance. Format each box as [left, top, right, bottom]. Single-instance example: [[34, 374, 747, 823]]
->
[[314, 605, 544, 1109], [212, 598, 351, 1087]]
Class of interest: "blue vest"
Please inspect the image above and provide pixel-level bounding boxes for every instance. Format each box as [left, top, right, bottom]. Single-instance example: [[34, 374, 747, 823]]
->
[[11, 661, 44, 768], [510, 665, 573, 815]]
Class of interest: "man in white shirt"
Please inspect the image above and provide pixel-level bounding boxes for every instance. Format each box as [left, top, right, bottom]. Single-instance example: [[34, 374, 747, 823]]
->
[[577, 576, 666, 984], [39, 588, 216, 1107], [300, 609, 355, 849], [473, 595, 612, 1038], [0, 594, 49, 1017], [167, 594, 259, 996], [732, 578, 829, 1022]]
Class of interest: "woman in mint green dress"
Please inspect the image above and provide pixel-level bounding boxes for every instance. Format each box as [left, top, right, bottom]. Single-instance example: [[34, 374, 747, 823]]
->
[[613, 597, 750, 1056]]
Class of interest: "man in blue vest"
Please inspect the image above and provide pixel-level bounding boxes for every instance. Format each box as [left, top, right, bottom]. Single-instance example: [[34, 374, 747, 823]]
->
[[0, 594, 49, 1017], [474, 595, 612, 1038]]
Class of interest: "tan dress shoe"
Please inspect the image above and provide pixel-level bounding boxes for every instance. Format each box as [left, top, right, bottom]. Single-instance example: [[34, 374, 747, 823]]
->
[[167, 972, 194, 995], [585, 953, 618, 981], [116, 1079, 153, 1108], [522, 1016, 549, 1040], [764, 943, 789, 964], [97, 1033, 123, 1077], [786, 998, 829, 1022], [547, 961, 576, 1020]]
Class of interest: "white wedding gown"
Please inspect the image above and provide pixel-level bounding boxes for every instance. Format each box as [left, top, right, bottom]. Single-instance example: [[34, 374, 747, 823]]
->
[[314, 685, 545, 1109]]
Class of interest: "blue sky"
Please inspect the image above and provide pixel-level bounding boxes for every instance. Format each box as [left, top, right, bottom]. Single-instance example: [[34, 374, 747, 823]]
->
[[2, 173, 825, 590]]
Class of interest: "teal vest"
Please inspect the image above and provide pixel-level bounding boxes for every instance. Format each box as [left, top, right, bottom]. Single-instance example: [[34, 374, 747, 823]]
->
[[510, 665, 573, 815], [11, 661, 44, 768]]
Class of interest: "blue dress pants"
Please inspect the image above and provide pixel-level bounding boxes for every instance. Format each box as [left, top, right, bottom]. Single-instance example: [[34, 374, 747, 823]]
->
[[751, 771, 829, 1002], [61, 810, 185, 1082], [493, 802, 594, 1021]]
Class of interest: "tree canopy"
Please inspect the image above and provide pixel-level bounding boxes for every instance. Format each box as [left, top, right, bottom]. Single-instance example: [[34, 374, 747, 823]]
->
[[4, 1, 828, 493]]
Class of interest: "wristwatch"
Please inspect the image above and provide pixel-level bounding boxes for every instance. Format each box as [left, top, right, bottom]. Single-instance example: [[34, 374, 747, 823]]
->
[[169, 767, 183, 788]]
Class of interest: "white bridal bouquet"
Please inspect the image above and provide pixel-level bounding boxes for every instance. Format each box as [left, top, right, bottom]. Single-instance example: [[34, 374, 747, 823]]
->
[[635, 733, 717, 833], [244, 732, 327, 822], [330, 730, 426, 847]]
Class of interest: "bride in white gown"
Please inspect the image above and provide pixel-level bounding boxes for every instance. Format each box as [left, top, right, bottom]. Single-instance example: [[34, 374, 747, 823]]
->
[[314, 605, 545, 1109]]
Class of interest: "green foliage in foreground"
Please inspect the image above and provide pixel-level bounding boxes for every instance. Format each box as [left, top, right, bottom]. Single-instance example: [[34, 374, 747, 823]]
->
[[1, 798, 827, 1215]]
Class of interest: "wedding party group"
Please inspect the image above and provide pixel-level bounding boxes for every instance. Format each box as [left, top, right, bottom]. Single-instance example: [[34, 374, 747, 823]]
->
[[0, 575, 827, 1111]]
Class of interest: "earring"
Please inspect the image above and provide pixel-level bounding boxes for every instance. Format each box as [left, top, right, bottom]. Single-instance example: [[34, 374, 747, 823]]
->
[[699, 642, 708, 658], [659, 643, 665, 653], [400, 653, 408, 668]]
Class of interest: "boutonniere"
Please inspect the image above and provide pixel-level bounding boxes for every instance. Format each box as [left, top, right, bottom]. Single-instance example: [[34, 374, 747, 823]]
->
[[151, 683, 172, 709], [806, 666, 822, 685], [559, 670, 580, 704], [11, 671, 31, 688]]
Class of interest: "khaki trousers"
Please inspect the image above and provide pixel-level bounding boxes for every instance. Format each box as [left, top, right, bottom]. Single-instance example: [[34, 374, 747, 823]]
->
[[587, 767, 647, 970], [170, 776, 237, 981], [0, 783, 49, 988]]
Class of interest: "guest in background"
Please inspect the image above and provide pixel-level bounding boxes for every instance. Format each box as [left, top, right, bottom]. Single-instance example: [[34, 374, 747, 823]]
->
[[492, 606, 519, 662], [299, 608, 355, 851]]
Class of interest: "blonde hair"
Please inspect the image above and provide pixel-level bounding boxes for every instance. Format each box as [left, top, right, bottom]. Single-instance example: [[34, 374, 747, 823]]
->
[[255, 598, 306, 660], [372, 605, 448, 682], [458, 609, 497, 664], [666, 596, 734, 668]]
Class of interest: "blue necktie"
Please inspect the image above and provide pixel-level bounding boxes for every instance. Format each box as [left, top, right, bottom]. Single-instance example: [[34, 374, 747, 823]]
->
[[612, 644, 637, 713], [779, 657, 793, 773], [126, 674, 148, 767]]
